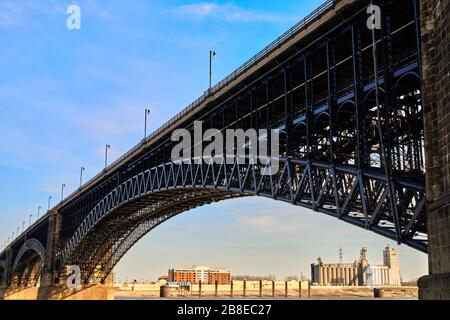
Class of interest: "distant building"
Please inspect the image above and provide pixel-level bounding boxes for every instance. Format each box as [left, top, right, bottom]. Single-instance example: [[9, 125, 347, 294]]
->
[[311, 259, 359, 286], [366, 265, 391, 286], [383, 245, 401, 285], [157, 275, 169, 284], [311, 246, 402, 286], [168, 266, 231, 284]]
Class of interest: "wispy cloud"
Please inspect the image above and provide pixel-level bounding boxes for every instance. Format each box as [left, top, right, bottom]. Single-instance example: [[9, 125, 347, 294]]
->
[[172, 2, 296, 23], [0, 1, 22, 26], [0, 0, 65, 28]]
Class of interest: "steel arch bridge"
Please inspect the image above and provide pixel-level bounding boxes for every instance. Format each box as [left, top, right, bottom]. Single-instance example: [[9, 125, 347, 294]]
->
[[0, 0, 430, 297]]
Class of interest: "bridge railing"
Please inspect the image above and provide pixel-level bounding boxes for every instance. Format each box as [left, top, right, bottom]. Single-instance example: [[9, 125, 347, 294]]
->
[[143, 0, 336, 146], [55, 0, 336, 210]]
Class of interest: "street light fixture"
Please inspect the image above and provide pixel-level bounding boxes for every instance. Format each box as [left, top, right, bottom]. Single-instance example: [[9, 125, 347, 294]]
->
[[22, 221, 25, 232], [144, 109, 150, 140], [38, 206, 42, 219], [61, 184, 66, 201], [48, 196, 52, 210], [80, 167, 85, 187], [209, 50, 217, 91], [105, 144, 111, 168], [29, 214, 32, 228]]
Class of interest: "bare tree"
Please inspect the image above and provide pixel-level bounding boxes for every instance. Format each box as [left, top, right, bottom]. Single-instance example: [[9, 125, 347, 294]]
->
[[232, 275, 277, 281]]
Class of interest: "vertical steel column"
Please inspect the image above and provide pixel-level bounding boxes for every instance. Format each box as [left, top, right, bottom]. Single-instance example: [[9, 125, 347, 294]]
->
[[235, 99, 239, 130], [304, 55, 312, 160], [255, 88, 259, 132], [249, 89, 254, 129], [284, 69, 291, 156], [265, 80, 271, 130], [412, 0, 425, 173], [326, 39, 336, 162], [351, 24, 363, 168], [371, 0, 401, 243]]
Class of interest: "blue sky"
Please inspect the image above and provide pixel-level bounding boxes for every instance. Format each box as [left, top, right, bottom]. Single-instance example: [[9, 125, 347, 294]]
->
[[0, 0, 427, 282]]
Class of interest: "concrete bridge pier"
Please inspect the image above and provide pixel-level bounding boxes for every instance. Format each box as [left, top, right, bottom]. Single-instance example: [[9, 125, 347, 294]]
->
[[418, 0, 450, 300], [0, 269, 6, 300], [0, 248, 12, 300], [36, 281, 114, 300]]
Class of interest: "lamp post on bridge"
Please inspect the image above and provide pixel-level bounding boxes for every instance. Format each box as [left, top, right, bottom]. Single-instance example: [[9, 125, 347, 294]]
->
[[22, 221, 25, 232], [209, 50, 217, 91], [37, 206, 42, 219], [29, 214, 32, 228], [48, 196, 52, 210], [105, 144, 111, 168], [61, 184, 66, 201], [80, 167, 85, 187], [144, 109, 150, 140], [16, 227, 19, 238]]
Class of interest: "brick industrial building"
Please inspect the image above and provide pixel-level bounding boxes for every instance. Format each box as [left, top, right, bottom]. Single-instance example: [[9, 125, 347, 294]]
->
[[168, 266, 231, 284]]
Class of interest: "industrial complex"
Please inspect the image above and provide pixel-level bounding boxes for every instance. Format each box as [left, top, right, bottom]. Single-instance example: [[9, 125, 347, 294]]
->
[[311, 246, 401, 286]]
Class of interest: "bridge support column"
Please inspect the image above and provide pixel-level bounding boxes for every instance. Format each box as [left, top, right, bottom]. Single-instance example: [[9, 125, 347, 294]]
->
[[0, 248, 12, 300], [37, 210, 61, 300], [418, 0, 450, 300]]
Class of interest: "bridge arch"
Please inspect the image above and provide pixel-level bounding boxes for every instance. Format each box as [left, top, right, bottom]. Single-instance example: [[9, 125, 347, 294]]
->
[[362, 88, 386, 167], [336, 100, 357, 165], [392, 72, 424, 172], [312, 111, 331, 161], [78, 189, 244, 283], [59, 155, 427, 283], [291, 122, 307, 159], [11, 239, 46, 288], [13, 239, 46, 270], [394, 71, 420, 89]]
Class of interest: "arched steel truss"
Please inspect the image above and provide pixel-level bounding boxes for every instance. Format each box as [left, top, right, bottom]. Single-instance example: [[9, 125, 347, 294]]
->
[[9, 239, 46, 288], [59, 155, 426, 282], [65, 188, 243, 283], [13, 239, 46, 270]]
